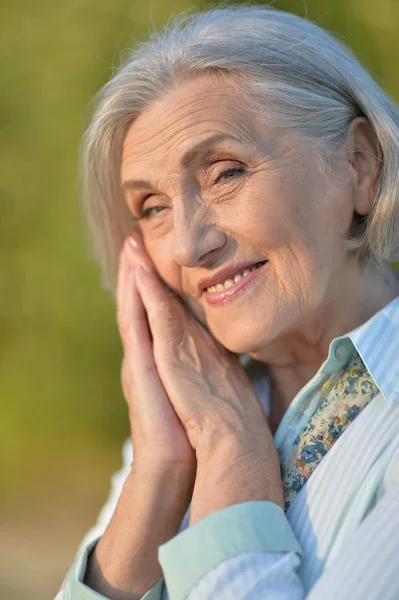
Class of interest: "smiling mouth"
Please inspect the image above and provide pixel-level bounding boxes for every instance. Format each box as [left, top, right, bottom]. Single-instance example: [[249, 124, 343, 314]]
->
[[205, 261, 267, 294]]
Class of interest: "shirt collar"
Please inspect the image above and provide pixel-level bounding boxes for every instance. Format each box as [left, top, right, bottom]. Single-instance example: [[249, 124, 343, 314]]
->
[[324, 295, 399, 407]]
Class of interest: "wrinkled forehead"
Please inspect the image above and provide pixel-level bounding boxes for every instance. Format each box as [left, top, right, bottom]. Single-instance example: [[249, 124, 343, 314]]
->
[[121, 77, 261, 180]]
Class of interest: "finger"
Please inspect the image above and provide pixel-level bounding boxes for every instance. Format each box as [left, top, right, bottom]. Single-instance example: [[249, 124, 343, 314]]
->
[[120, 269, 179, 431], [118, 266, 155, 369], [116, 240, 134, 312], [119, 271, 172, 437], [116, 233, 153, 310], [126, 234, 178, 300], [135, 263, 184, 345], [126, 234, 154, 272]]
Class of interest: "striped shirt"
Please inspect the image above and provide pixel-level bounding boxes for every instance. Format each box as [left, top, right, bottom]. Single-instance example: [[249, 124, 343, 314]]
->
[[57, 294, 399, 600]]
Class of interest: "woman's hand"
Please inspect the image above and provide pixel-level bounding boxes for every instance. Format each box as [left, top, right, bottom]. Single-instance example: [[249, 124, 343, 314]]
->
[[131, 235, 268, 452], [85, 239, 199, 600], [116, 236, 196, 477], [129, 233, 284, 519]]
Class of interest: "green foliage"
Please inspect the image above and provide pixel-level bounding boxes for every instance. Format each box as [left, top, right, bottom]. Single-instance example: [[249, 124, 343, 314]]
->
[[1, 0, 399, 504]]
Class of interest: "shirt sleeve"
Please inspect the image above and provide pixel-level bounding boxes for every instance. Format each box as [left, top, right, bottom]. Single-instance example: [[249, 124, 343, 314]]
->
[[158, 482, 399, 600], [54, 438, 164, 600], [158, 501, 303, 600]]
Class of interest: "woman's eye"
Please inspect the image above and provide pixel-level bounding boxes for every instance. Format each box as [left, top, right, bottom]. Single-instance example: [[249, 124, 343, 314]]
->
[[135, 166, 245, 220], [214, 166, 245, 184], [136, 205, 166, 221]]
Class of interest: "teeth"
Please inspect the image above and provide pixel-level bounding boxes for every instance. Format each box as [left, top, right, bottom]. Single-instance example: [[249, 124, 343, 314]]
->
[[206, 263, 263, 293]]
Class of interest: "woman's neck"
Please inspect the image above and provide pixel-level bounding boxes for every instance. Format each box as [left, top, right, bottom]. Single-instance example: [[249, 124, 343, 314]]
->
[[252, 259, 399, 432]]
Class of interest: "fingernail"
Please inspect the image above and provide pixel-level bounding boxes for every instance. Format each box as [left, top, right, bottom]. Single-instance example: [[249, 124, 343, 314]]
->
[[129, 236, 138, 248], [140, 261, 150, 273], [128, 268, 135, 283]]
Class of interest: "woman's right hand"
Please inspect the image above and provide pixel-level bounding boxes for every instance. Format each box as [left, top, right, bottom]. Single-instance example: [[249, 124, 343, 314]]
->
[[117, 236, 196, 476], [82, 237, 196, 600]]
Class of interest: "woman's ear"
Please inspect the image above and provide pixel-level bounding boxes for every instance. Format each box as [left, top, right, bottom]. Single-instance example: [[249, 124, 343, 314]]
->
[[347, 116, 381, 216], [347, 117, 381, 216]]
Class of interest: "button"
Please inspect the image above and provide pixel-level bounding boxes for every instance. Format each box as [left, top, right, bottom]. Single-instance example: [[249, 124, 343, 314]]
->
[[335, 345, 347, 362]]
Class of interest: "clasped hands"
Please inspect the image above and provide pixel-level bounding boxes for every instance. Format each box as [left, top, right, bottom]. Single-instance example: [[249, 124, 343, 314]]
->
[[117, 230, 283, 525]]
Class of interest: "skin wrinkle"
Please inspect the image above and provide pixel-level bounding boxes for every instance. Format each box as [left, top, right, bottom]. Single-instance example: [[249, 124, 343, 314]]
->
[[123, 87, 275, 192], [121, 75, 399, 418]]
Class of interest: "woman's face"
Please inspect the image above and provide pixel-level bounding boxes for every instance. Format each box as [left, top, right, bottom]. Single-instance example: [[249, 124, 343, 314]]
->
[[121, 76, 355, 355]]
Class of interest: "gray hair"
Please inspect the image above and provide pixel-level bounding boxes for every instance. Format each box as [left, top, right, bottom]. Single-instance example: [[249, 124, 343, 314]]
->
[[81, 4, 399, 291]]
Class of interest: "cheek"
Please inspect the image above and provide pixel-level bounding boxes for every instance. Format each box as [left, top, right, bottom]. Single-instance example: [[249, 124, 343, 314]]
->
[[144, 236, 182, 291], [220, 189, 294, 251]]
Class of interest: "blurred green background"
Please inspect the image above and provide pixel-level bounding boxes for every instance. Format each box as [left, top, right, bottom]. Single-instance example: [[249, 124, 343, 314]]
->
[[1, 0, 399, 598]]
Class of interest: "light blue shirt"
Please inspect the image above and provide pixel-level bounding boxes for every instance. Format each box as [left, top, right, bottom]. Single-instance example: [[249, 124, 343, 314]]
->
[[56, 294, 399, 600]]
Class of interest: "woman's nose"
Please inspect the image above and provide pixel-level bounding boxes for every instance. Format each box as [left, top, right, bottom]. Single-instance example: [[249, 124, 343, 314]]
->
[[172, 201, 227, 268]]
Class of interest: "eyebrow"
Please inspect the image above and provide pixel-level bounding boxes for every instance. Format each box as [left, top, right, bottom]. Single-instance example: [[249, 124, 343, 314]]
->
[[121, 133, 240, 193]]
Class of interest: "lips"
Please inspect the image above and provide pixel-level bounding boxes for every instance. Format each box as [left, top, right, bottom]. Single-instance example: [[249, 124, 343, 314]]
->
[[198, 260, 268, 292], [203, 260, 268, 306]]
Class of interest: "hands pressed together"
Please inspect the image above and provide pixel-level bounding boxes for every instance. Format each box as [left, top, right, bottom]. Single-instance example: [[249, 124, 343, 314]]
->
[[117, 230, 284, 525]]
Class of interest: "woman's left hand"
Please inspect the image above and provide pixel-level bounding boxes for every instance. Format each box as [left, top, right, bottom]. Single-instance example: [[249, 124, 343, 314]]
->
[[130, 233, 284, 520]]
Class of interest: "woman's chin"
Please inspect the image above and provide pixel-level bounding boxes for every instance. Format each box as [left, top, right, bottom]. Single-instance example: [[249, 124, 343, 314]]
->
[[188, 297, 274, 354], [209, 322, 269, 356]]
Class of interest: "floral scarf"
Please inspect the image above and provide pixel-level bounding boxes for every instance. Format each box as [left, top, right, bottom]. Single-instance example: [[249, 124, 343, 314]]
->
[[280, 351, 379, 511]]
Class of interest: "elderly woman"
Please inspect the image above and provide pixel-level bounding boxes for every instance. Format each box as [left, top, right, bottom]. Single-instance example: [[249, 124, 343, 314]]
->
[[56, 5, 399, 600]]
